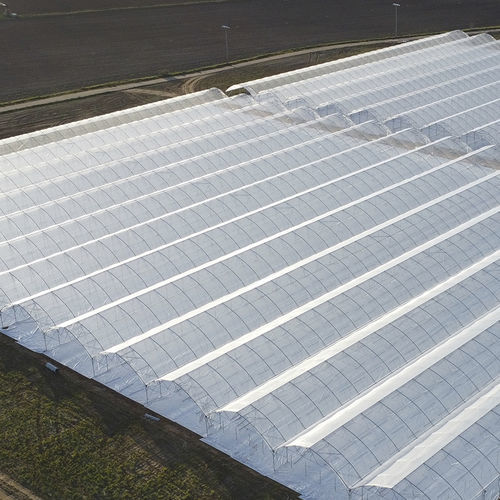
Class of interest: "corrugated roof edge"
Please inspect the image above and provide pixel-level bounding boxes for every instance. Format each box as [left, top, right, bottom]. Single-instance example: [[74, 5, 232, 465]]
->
[[0, 88, 226, 155]]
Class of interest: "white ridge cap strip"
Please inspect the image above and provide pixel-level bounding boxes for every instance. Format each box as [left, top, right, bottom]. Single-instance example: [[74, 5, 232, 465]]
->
[[399, 96, 500, 128], [218, 250, 499, 413], [320, 50, 500, 105], [0, 107, 339, 222], [303, 51, 500, 121], [283, 307, 500, 449], [0, 100, 258, 178], [256, 36, 486, 104], [467, 117, 500, 134], [54, 136, 457, 329], [10, 128, 418, 298], [0, 108, 304, 219], [365, 382, 500, 488], [18, 166, 496, 307], [155, 206, 498, 382], [350, 64, 500, 117], [92, 148, 486, 350], [0, 89, 225, 154], [0, 104, 287, 198], [294, 39, 497, 98], [384, 79, 500, 121], [334, 52, 500, 111], [226, 31, 466, 93], [0, 118, 370, 247], [2, 123, 384, 279]]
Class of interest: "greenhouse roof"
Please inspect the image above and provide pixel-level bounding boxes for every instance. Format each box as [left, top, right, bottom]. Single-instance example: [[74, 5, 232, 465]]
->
[[0, 30, 499, 500]]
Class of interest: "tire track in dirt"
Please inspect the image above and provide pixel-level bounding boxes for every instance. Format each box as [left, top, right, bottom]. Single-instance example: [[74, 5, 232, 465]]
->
[[126, 88, 179, 98], [181, 74, 209, 94]]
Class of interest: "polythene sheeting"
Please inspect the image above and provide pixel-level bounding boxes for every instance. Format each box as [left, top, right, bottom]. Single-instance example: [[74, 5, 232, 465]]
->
[[0, 30, 499, 500]]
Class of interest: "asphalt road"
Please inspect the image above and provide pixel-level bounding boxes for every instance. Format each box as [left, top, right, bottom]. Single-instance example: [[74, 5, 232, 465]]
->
[[1, 0, 499, 103]]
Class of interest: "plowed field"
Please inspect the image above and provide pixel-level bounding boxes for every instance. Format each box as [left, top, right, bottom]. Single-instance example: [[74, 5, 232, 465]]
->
[[1, 0, 499, 103]]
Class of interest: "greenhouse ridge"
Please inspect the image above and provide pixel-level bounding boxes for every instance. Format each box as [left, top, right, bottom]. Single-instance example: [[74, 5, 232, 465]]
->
[[0, 30, 499, 500]]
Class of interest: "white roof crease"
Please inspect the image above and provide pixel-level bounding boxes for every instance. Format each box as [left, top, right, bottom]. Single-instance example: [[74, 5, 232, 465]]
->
[[57, 136, 460, 330], [218, 250, 499, 413], [155, 206, 497, 380], [283, 307, 499, 448], [94, 146, 488, 352], [0, 118, 375, 245], [362, 382, 500, 489], [0, 121, 395, 278]]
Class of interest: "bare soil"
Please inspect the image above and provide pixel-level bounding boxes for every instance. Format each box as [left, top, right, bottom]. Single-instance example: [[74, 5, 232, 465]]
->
[[11, 0, 226, 15], [0, 86, 174, 139], [1, 0, 499, 103], [0, 43, 389, 139]]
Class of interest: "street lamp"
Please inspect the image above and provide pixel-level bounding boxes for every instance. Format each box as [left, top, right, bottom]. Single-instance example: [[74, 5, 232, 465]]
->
[[0, 2, 16, 17], [221, 25, 231, 63], [392, 3, 400, 37]]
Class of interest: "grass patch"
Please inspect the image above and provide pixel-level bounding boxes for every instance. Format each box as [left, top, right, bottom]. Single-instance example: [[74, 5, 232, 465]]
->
[[0, 337, 296, 500]]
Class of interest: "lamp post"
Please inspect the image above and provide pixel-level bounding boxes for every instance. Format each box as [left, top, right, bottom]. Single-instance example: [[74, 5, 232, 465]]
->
[[221, 25, 231, 63], [392, 3, 400, 37]]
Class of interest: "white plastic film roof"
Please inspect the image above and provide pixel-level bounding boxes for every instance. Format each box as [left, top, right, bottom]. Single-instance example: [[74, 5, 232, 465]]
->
[[1, 30, 499, 500]]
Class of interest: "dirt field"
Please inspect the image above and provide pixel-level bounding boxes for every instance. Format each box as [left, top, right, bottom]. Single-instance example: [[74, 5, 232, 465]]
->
[[1, 0, 499, 103], [0, 88, 169, 139], [11, 0, 225, 15], [0, 42, 392, 139]]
